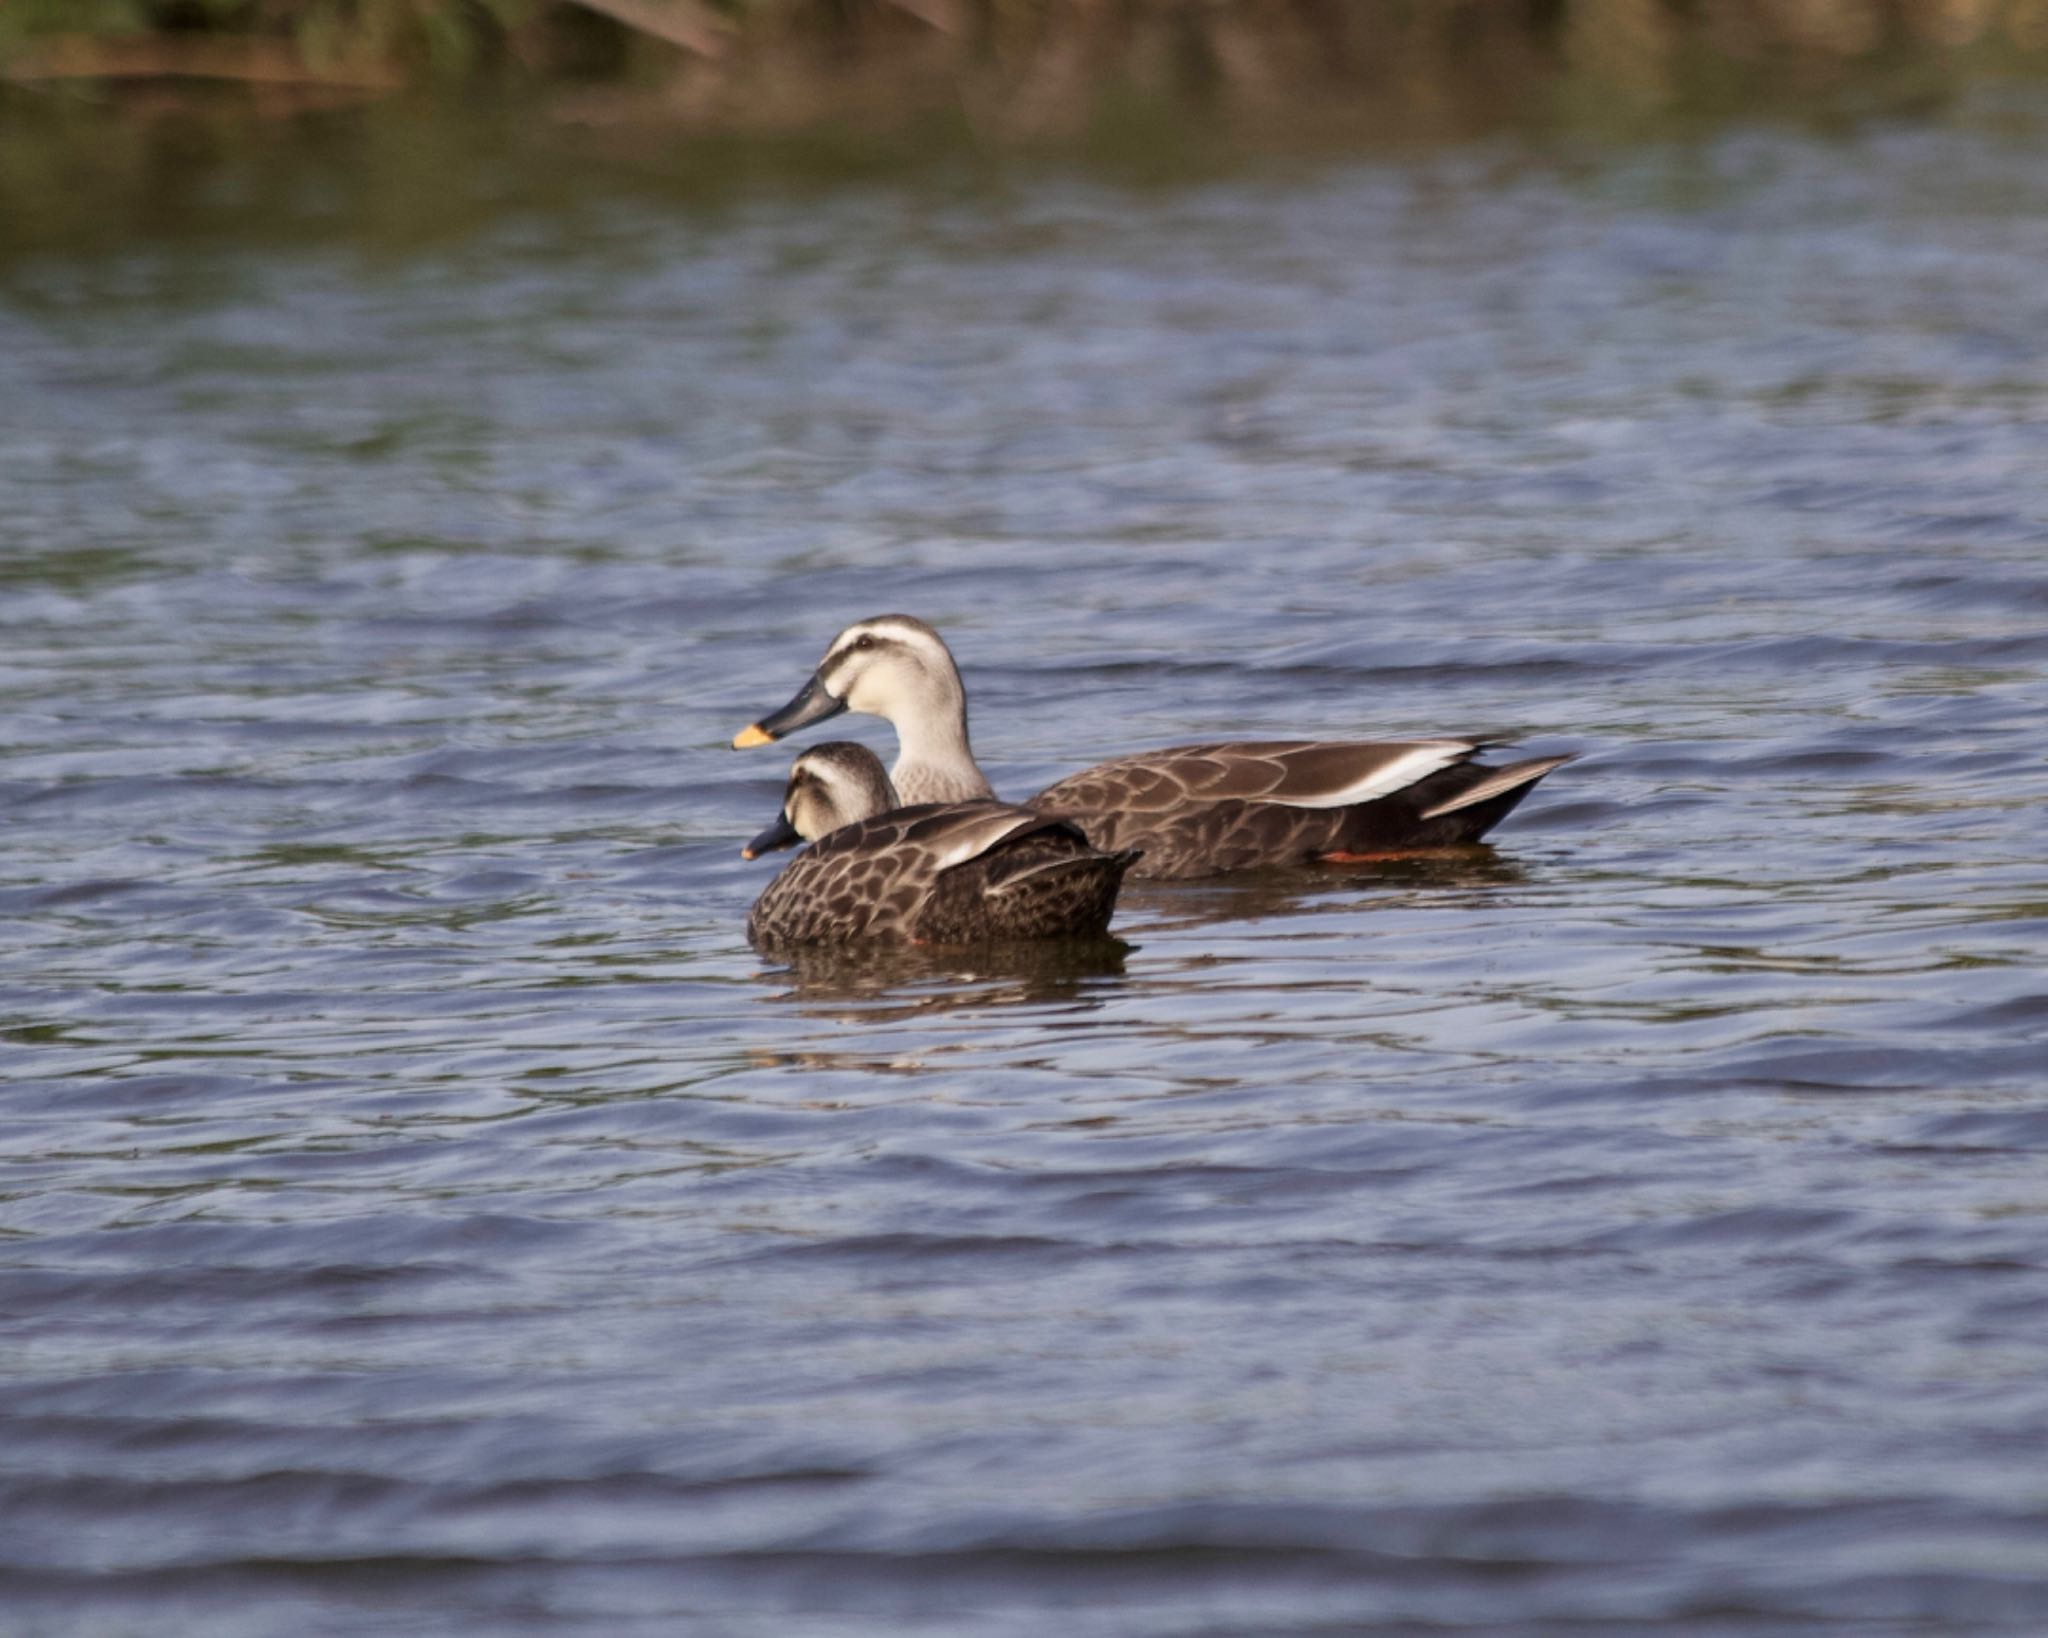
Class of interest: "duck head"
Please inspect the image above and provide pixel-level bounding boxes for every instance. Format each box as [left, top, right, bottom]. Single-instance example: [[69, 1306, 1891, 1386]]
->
[[732, 615, 966, 748], [742, 741, 900, 859]]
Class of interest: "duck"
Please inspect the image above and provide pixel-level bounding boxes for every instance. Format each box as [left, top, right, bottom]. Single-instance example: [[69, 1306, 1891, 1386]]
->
[[741, 741, 1140, 948], [732, 615, 1573, 882]]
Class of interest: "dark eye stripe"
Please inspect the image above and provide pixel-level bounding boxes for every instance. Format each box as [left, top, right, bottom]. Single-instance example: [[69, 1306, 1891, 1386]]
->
[[824, 635, 894, 682]]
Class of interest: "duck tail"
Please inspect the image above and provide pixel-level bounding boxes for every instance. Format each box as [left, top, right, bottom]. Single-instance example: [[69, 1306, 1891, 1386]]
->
[[984, 848, 1140, 938], [988, 848, 1142, 897], [1417, 754, 1575, 821]]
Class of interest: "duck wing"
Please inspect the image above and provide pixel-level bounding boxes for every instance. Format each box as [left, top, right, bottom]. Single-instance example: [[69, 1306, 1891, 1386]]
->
[[1030, 739, 1566, 880], [1035, 740, 1481, 813], [915, 811, 1138, 943], [895, 802, 1077, 877]]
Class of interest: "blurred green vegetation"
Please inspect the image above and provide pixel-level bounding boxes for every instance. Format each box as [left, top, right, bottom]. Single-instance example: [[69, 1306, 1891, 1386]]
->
[[4, 1, 2047, 114], [0, 0, 533, 75], [3, 1, 2045, 259]]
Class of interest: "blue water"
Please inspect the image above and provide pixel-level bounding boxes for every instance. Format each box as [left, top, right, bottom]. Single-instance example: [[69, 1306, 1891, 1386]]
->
[[5, 95, 2048, 1634]]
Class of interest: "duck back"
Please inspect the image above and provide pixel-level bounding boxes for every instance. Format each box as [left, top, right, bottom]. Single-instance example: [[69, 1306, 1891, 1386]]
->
[[748, 802, 1137, 950]]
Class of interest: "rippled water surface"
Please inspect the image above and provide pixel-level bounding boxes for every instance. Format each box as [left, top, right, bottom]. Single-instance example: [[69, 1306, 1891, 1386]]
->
[[6, 96, 2048, 1635]]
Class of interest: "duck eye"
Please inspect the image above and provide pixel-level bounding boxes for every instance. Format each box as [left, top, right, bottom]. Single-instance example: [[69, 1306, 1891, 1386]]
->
[[854, 635, 875, 651]]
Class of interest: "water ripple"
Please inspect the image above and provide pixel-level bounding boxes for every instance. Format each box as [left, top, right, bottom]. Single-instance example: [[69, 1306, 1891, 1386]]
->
[[5, 106, 2048, 1635]]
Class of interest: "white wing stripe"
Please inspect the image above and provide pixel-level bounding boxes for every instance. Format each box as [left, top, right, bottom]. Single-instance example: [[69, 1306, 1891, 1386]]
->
[[1263, 743, 1468, 810], [928, 813, 1042, 874]]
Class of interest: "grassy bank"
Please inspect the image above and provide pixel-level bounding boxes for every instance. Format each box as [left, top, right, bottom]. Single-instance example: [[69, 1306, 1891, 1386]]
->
[[4, 0, 2044, 258], [4, 1, 2046, 138]]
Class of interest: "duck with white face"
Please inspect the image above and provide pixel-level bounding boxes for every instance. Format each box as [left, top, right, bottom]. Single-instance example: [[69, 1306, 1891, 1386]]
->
[[739, 742, 1138, 950], [732, 616, 994, 806], [733, 616, 1575, 881]]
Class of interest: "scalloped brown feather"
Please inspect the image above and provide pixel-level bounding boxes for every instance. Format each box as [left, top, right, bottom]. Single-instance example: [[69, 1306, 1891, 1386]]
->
[[1032, 743, 1574, 880], [747, 801, 1138, 949]]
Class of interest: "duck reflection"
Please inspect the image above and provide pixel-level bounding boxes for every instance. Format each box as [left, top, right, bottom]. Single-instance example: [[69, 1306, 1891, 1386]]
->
[[752, 936, 1131, 1021], [1116, 846, 1531, 932]]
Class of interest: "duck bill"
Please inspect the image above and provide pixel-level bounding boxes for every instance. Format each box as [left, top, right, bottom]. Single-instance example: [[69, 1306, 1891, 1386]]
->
[[741, 812, 802, 861], [732, 672, 846, 749]]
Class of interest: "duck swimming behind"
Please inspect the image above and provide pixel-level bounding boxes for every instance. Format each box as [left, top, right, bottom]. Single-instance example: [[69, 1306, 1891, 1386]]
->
[[733, 616, 1573, 881], [742, 742, 1140, 949]]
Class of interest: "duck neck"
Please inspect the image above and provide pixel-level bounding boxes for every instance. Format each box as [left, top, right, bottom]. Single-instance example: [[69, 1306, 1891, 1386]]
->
[[890, 691, 994, 806]]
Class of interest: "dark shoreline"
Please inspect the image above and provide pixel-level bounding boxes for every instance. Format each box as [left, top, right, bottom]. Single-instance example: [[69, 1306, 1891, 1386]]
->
[[3, 3, 2045, 262], [5, 0, 2045, 124]]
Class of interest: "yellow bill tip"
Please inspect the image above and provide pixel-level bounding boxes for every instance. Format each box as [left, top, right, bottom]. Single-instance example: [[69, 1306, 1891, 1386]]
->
[[731, 723, 774, 749], [739, 846, 758, 861]]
